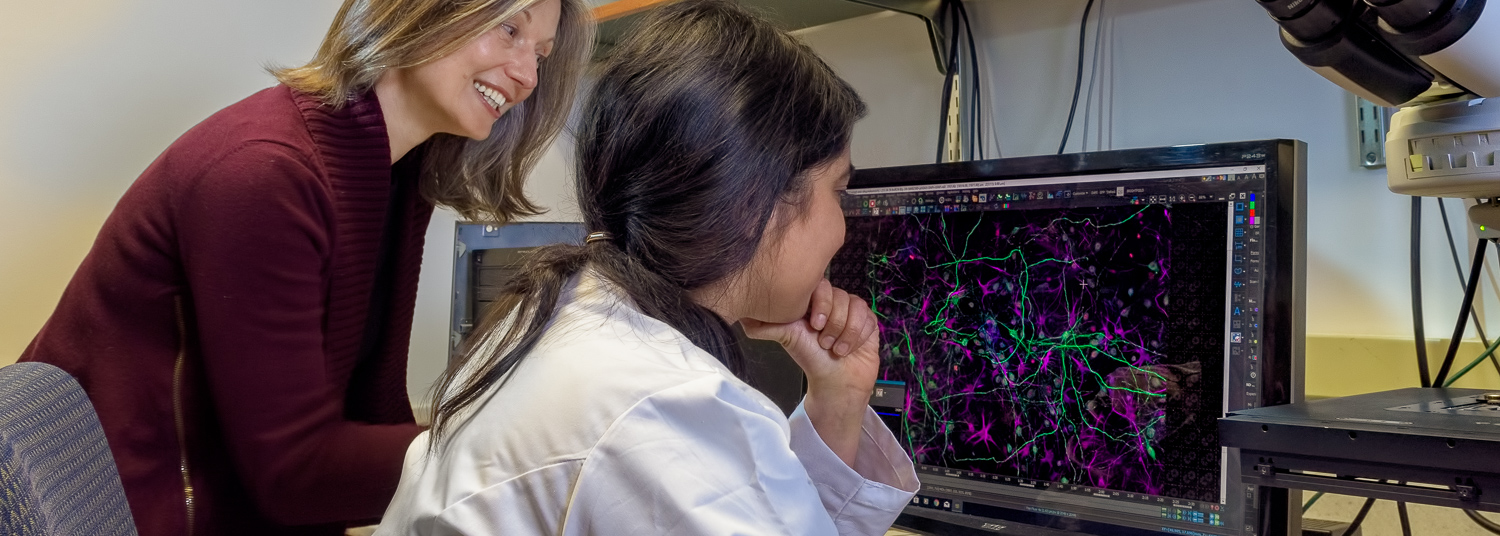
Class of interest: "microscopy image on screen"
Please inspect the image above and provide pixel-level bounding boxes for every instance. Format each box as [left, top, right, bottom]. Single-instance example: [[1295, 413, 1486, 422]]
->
[[832, 202, 1227, 502]]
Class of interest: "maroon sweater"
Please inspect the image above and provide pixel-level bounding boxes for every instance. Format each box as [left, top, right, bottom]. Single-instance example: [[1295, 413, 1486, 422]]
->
[[22, 86, 428, 535]]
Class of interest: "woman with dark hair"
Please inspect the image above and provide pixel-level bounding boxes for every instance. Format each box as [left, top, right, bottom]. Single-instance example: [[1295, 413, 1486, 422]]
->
[[18, 0, 592, 534], [374, 1, 919, 534]]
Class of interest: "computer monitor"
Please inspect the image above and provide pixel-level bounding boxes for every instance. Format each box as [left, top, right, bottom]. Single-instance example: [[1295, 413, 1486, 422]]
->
[[449, 221, 586, 357], [834, 140, 1306, 536]]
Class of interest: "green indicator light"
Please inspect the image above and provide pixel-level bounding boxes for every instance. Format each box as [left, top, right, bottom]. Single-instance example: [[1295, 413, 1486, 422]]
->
[[1249, 202, 1255, 209]]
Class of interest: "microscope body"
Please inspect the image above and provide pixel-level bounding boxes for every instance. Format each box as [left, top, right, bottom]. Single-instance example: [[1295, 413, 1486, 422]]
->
[[1256, 0, 1500, 199]]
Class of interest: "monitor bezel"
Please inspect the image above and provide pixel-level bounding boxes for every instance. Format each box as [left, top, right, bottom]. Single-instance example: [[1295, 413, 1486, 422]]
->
[[846, 139, 1307, 536]]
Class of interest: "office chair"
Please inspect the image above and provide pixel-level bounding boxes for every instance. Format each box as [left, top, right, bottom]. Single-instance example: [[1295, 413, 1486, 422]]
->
[[0, 361, 137, 535]]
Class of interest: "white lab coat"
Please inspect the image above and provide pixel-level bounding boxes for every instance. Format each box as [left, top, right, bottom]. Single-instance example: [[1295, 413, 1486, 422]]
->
[[374, 272, 919, 535]]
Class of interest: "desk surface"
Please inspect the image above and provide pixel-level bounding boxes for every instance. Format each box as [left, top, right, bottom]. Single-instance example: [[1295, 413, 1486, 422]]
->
[[357, 524, 928, 535]]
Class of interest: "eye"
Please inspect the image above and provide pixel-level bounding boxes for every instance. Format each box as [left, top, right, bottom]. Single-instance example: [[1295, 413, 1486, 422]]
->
[[500, 23, 518, 37]]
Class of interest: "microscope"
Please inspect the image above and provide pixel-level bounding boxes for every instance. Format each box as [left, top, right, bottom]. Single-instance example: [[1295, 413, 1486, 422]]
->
[[1218, 2, 1500, 530], [1257, 0, 1500, 223]]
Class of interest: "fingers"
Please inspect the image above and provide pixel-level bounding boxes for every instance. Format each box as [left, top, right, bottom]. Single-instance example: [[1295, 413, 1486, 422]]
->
[[752, 283, 881, 362], [819, 289, 851, 353], [809, 279, 834, 330], [830, 295, 876, 357], [852, 296, 880, 352], [738, 318, 784, 345]]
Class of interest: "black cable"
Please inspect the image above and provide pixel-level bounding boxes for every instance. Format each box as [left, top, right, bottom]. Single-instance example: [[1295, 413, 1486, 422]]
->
[[935, 0, 962, 163], [966, 4, 978, 160], [1079, 0, 1107, 152], [963, 4, 1005, 158], [1438, 199, 1500, 381], [949, 0, 962, 159], [1439, 198, 1491, 346], [1492, 244, 1500, 379], [934, 0, 951, 162], [1338, 498, 1377, 536], [1433, 238, 1489, 386], [964, 11, 974, 162], [969, 15, 981, 159], [954, 0, 982, 160], [1057, 0, 1096, 155], [958, 0, 978, 159], [952, 0, 972, 163], [966, 7, 1004, 158], [1467, 509, 1500, 535], [1414, 197, 1432, 387], [1398, 502, 1412, 536]]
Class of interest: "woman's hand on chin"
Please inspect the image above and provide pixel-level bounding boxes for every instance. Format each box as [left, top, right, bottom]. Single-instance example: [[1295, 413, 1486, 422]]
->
[[741, 278, 880, 467]]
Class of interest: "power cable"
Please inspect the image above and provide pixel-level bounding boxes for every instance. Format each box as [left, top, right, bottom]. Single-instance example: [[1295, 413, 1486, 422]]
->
[[963, 6, 976, 159], [1437, 198, 1500, 383], [1467, 509, 1500, 535], [1303, 491, 1324, 512], [1442, 332, 1500, 386], [1080, 0, 1107, 153], [966, 8, 978, 162], [1438, 198, 1492, 346], [1488, 236, 1500, 320], [1057, 0, 1096, 154], [954, 0, 982, 159], [1433, 238, 1489, 386], [935, 0, 961, 163], [1413, 197, 1431, 387], [1491, 246, 1500, 379]]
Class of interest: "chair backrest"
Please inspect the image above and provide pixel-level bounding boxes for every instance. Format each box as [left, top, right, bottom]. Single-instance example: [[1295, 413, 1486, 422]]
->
[[0, 362, 137, 536]]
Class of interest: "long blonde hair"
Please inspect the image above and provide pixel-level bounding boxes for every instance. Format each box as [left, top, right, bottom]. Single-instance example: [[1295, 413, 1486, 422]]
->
[[273, 0, 594, 222]]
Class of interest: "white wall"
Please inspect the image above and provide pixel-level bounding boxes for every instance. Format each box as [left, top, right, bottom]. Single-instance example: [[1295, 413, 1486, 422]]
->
[[1, 0, 339, 361], [793, 0, 1484, 341], [0, 0, 580, 405]]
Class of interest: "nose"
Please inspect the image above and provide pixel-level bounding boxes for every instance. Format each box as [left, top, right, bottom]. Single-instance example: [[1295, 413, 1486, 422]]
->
[[505, 50, 539, 92]]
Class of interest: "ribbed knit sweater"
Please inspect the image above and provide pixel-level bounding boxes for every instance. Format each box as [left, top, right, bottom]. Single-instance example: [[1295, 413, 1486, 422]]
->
[[21, 86, 429, 536]]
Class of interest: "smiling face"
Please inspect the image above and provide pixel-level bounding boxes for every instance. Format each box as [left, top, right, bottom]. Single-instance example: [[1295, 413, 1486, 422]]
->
[[388, 0, 561, 141]]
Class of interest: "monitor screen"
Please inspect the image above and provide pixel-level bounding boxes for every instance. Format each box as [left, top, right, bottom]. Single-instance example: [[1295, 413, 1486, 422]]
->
[[835, 140, 1306, 536]]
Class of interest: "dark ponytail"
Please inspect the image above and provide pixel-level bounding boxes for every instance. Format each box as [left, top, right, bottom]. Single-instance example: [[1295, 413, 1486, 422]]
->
[[429, 0, 866, 444]]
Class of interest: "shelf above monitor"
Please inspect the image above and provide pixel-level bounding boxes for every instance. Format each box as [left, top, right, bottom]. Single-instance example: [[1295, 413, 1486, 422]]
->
[[588, 0, 884, 55]]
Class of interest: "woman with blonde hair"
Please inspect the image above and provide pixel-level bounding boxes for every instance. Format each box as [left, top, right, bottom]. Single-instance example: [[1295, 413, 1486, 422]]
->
[[18, 0, 592, 534]]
